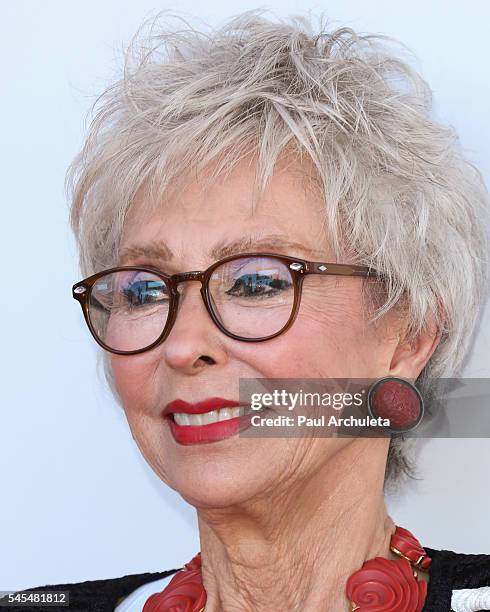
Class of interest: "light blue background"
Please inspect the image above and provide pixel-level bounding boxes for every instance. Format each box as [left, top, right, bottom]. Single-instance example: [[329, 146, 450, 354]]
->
[[1, 0, 489, 591]]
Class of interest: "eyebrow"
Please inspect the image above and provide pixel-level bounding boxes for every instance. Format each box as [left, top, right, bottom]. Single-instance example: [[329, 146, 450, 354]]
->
[[118, 234, 328, 265]]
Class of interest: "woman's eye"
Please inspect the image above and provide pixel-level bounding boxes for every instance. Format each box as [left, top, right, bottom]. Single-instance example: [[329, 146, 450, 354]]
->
[[121, 280, 169, 306], [225, 274, 291, 297]]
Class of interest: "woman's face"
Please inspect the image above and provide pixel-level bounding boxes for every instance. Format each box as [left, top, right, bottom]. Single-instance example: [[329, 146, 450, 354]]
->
[[111, 157, 404, 508]]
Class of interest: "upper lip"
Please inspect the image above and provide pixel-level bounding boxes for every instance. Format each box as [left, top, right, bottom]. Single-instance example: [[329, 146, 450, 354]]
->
[[163, 397, 242, 416]]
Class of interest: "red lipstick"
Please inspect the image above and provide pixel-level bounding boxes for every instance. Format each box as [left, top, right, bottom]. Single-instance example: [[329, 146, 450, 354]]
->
[[163, 397, 250, 445]]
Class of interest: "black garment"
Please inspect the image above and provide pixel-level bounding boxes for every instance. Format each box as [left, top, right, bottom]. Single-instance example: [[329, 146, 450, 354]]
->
[[3, 547, 490, 612], [423, 546, 490, 611]]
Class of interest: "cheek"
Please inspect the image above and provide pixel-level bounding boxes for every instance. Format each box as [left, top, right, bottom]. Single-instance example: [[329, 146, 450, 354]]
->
[[248, 282, 380, 378], [110, 355, 172, 479], [110, 353, 158, 414]]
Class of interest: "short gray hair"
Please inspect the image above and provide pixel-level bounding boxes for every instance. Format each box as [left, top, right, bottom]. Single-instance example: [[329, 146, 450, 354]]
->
[[68, 9, 489, 486]]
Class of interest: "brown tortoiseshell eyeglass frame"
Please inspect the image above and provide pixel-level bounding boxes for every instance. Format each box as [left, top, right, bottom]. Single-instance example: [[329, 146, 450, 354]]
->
[[72, 252, 379, 356]]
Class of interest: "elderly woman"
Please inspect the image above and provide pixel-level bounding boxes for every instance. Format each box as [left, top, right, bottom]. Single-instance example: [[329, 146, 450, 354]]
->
[[15, 10, 490, 612]]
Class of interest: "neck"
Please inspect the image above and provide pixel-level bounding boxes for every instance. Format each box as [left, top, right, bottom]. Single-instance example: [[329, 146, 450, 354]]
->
[[196, 439, 395, 612]]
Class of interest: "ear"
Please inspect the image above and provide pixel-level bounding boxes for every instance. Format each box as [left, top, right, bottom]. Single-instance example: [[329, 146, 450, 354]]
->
[[388, 317, 442, 379]]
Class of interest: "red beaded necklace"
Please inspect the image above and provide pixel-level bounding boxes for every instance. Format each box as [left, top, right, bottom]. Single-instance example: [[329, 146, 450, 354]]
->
[[142, 525, 431, 612]]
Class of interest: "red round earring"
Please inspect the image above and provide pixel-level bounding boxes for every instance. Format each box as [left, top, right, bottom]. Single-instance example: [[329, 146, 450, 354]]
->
[[367, 377, 424, 433]]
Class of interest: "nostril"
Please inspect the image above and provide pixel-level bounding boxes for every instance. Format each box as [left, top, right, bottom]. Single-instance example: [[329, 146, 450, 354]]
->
[[199, 355, 216, 365]]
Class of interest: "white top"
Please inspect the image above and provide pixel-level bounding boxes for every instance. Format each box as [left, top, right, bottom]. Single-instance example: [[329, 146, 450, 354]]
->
[[451, 586, 490, 612], [114, 573, 174, 612]]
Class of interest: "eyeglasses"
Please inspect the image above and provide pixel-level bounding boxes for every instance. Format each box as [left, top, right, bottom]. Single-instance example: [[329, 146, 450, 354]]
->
[[72, 252, 378, 355]]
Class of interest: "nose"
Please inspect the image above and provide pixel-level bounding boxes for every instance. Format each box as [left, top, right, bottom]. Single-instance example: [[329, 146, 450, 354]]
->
[[160, 280, 227, 373]]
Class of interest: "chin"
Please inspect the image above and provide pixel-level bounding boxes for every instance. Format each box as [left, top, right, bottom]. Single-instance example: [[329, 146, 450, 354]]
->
[[160, 434, 276, 509], [167, 466, 262, 509]]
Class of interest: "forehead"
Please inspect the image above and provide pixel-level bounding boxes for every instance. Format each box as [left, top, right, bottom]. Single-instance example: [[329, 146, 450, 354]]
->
[[120, 155, 331, 263]]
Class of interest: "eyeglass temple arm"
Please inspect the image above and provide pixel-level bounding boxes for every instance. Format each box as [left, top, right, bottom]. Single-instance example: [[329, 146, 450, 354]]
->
[[304, 261, 379, 278]]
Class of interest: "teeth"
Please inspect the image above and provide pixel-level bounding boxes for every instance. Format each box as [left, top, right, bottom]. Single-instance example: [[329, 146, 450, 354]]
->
[[219, 408, 232, 422], [173, 406, 245, 426], [200, 410, 218, 425], [173, 413, 191, 426]]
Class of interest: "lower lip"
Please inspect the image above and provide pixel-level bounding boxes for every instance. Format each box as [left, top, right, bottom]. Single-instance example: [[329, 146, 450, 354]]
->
[[167, 413, 250, 445]]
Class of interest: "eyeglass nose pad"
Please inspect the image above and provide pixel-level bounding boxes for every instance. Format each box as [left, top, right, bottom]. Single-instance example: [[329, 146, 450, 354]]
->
[[203, 287, 225, 327], [176, 278, 203, 295], [173, 280, 206, 316], [206, 288, 217, 310]]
